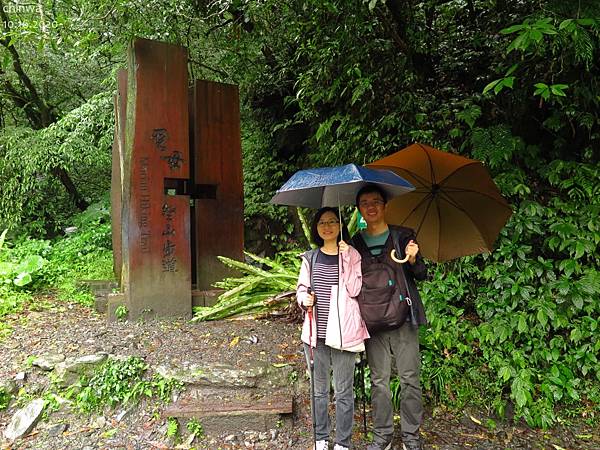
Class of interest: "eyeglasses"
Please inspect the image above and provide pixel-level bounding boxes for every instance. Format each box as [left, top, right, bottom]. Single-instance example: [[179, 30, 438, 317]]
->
[[359, 199, 385, 208], [317, 220, 340, 227]]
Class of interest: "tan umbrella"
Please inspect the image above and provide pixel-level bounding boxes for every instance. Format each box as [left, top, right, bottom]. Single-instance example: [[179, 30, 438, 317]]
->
[[367, 143, 512, 262]]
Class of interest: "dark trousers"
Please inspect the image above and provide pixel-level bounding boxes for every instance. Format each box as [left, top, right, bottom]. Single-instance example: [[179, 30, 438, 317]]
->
[[366, 324, 422, 445]]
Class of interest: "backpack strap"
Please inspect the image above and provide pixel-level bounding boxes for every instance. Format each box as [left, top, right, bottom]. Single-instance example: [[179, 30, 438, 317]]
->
[[309, 249, 319, 293], [301, 248, 320, 292], [305, 249, 319, 324], [351, 232, 369, 258]]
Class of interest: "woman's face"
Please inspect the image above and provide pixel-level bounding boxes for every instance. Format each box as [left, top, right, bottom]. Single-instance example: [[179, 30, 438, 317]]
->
[[316, 211, 340, 242]]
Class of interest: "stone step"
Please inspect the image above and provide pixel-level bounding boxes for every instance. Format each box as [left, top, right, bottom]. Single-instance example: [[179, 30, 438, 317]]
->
[[78, 279, 119, 292], [163, 391, 293, 436]]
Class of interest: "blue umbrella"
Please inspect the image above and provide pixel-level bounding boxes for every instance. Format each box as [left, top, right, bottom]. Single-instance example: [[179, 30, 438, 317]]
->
[[270, 163, 414, 208]]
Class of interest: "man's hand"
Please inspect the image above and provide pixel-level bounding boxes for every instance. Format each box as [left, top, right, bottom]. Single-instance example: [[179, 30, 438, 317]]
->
[[338, 240, 349, 253], [405, 239, 419, 264]]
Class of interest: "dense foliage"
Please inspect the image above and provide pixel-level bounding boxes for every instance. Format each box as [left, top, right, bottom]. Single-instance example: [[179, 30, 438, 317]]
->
[[0, 0, 598, 430], [0, 197, 113, 325], [0, 93, 113, 236]]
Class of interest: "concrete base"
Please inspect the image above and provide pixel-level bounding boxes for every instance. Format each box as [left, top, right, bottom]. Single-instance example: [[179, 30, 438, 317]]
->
[[107, 293, 128, 323], [192, 289, 224, 308]]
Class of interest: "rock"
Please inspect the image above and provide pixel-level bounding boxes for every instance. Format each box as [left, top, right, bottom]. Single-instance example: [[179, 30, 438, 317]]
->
[[244, 431, 258, 442], [90, 415, 107, 428], [156, 362, 267, 388], [54, 354, 108, 387], [27, 383, 45, 396], [0, 378, 17, 396], [224, 434, 237, 442], [3, 398, 45, 441], [244, 335, 259, 344], [33, 354, 66, 371], [115, 407, 134, 422], [46, 423, 68, 436]]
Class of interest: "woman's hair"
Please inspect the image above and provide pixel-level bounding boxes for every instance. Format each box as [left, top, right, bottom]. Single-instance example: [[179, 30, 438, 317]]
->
[[310, 207, 350, 247]]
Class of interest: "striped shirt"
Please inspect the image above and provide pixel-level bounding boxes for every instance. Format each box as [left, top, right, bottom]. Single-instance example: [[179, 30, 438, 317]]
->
[[313, 250, 338, 339]]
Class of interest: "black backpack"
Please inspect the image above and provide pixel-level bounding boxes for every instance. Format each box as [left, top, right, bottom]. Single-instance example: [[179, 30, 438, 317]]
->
[[353, 231, 413, 333]]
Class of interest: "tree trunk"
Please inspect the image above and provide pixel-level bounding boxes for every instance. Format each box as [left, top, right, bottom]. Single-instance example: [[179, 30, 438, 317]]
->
[[51, 167, 90, 211]]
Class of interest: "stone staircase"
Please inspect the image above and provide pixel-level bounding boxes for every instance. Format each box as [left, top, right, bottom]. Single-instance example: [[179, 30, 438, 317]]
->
[[158, 362, 295, 437]]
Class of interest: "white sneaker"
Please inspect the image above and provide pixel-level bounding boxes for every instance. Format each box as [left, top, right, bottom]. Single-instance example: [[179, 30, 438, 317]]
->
[[314, 440, 329, 450], [333, 444, 349, 450]]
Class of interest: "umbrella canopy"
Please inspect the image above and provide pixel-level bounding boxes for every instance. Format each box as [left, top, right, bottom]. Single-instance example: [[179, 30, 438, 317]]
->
[[367, 143, 512, 262], [270, 163, 414, 208]]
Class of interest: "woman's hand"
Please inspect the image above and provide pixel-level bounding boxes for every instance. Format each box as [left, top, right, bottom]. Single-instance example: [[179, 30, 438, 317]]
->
[[338, 240, 349, 253], [303, 292, 316, 307]]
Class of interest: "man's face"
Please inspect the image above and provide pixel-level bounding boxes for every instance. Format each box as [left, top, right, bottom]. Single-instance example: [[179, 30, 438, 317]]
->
[[358, 191, 386, 226]]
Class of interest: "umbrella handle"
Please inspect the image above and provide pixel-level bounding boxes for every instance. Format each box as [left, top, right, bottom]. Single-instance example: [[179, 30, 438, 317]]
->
[[390, 249, 409, 264]]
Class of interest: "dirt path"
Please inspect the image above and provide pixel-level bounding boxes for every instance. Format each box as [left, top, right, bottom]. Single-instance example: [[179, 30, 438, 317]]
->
[[0, 297, 598, 449]]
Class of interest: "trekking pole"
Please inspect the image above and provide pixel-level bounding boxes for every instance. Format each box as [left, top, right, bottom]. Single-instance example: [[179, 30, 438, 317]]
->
[[360, 351, 367, 435], [307, 290, 317, 448]]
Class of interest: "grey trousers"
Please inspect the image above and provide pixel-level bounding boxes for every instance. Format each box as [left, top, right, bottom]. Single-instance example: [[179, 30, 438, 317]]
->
[[366, 324, 422, 445], [304, 339, 356, 447]]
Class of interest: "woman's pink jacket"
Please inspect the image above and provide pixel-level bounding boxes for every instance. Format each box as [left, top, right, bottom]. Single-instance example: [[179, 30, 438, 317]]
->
[[296, 246, 370, 349]]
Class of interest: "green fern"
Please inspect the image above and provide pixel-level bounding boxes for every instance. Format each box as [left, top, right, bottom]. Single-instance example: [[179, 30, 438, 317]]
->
[[166, 417, 179, 438]]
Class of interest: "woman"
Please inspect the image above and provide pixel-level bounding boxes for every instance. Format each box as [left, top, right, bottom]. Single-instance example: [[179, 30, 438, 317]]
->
[[297, 207, 370, 450]]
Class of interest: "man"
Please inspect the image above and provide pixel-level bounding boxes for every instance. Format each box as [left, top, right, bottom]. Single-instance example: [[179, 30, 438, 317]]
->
[[351, 184, 428, 450]]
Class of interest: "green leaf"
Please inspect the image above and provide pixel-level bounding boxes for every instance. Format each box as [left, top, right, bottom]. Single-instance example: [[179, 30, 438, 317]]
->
[[530, 30, 543, 42], [505, 63, 519, 76], [500, 24, 526, 34], [13, 272, 32, 286], [499, 366, 512, 382], [502, 77, 515, 89], [559, 19, 574, 30], [576, 18, 595, 26], [550, 85, 568, 97], [517, 315, 528, 333], [574, 241, 585, 259], [483, 79, 501, 94]]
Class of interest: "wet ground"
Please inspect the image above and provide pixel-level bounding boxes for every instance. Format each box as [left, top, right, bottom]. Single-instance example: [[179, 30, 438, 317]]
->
[[0, 296, 598, 449]]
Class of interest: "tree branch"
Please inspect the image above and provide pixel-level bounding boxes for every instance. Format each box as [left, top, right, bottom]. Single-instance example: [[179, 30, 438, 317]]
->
[[0, 0, 56, 128], [383, 0, 414, 57]]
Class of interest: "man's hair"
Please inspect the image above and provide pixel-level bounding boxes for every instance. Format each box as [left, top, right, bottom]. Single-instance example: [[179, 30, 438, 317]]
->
[[355, 184, 388, 207]]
